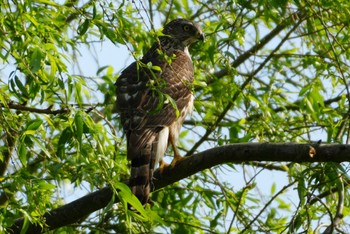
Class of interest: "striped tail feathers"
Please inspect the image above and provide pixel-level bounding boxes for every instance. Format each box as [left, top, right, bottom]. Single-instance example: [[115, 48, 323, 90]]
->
[[127, 129, 159, 205], [129, 142, 154, 205], [127, 127, 169, 206]]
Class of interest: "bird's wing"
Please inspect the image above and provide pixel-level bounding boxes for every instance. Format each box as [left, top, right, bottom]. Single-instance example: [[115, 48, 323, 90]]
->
[[116, 49, 194, 159]]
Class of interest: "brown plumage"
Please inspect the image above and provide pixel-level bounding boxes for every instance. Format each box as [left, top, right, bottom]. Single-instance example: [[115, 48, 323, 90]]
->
[[115, 18, 204, 205]]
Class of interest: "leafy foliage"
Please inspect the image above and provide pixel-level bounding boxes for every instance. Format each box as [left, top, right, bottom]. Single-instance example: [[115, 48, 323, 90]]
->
[[1, 0, 350, 233]]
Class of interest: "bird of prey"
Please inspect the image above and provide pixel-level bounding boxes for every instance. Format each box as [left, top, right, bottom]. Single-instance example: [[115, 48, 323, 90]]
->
[[115, 18, 204, 205]]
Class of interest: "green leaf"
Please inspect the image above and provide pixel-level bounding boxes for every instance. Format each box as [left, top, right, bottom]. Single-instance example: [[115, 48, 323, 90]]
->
[[92, 4, 97, 19], [75, 81, 83, 106], [18, 141, 27, 167], [26, 119, 43, 131], [297, 177, 306, 205], [23, 130, 36, 135], [151, 65, 162, 72], [20, 213, 30, 234], [96, 65, 110, 75], [0, 90, 7, 106], [149, 91, 165, 115], [47, 53, 58, 77], [78, 19, 90, 36], [30, 135, 51, 158], [104, 193, 116, 212], [74, 112, 84, 146], [210, 210, 222, 228], [164, 94, 179, 118], [14, 76, 28, 98], [114, 182, 148, 219], [37, 180, 56, 190], [98, 22, 125, 44], [57, 127, 72, 158], [271, 182, 276, 194], [24, 13, 39, 27], [299, 83, 311, 96], [30, 47, 44, 73]]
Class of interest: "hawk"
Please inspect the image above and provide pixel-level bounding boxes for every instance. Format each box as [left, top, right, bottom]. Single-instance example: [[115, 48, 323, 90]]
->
[[115, 18, 204, 205]]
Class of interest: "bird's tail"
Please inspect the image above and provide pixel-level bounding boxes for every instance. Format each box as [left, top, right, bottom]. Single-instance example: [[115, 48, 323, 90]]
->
[[128, 141, 157, 205], [127, 128, 169, 206]]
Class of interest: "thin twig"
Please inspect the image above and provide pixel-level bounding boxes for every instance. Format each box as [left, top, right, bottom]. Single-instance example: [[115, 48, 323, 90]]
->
[[187, 13, 305, 156], [2, 102, 70, 115], [321, 174, 345, 234], [239, 181, 297, 233]]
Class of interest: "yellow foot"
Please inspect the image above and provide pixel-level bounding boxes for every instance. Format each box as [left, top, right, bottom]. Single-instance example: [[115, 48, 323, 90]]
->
[[170, 154, 185, 167], [159, 160, 169, 174]]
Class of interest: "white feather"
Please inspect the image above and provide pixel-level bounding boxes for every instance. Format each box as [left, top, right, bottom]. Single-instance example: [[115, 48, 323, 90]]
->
[[155, 127, 170, 167], [155, 95, 194, 168], [184, 47, 191, 59]]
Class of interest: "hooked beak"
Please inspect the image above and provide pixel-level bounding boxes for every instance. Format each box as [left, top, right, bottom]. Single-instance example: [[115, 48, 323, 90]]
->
[[198, 33, 205, 41]]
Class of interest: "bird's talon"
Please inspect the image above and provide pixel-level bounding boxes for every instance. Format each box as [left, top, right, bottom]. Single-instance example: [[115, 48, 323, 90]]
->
[[170, 155, 185, 167], [159, 160, 169, 174]]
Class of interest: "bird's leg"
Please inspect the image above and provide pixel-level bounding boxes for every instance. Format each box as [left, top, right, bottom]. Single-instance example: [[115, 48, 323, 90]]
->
[[170, 137, 185, 167], [158, 160, 169, 174]]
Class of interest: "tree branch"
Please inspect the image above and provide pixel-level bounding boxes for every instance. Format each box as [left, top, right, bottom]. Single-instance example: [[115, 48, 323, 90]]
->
[[7, 143, 350, 233], [1, 102, 70, 115], [213, 10, 305, 79]]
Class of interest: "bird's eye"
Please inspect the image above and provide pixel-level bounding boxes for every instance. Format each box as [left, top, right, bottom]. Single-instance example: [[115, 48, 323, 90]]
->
[[183, 25, 190, 31]]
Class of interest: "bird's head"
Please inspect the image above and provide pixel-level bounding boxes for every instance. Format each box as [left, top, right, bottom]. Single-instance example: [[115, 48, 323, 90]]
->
[[162, 18, 204, 47]]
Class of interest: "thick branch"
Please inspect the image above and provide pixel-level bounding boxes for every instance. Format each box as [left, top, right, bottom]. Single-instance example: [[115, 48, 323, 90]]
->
[[8, 143, 350, 233]]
